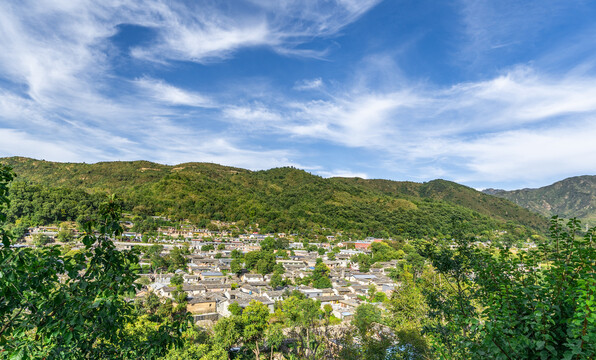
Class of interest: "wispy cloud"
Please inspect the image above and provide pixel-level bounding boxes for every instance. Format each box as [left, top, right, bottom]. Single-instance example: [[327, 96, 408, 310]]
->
[[0, 0, 379, 171], [224, 60, 596, 187], [134, 77, 213, 107], [223, 104, 282, 124], [129, 0, 382, 63], [294, 78, 324, 91], [457, 0, 586, 66]]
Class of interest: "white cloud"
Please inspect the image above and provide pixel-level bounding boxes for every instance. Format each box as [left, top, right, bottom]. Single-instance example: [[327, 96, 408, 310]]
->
[[450, 120, 596, 183], [130, 15, 273, 63], [294, 78, 323, 91], [285, 91, 423, 147], [128, 0, 381, 63], [0, 0, 379, 171], [223, 104, 281, 123], [0, 129, 84, 162], [226, 63, 596, 186], [135, 77, 213, 107]]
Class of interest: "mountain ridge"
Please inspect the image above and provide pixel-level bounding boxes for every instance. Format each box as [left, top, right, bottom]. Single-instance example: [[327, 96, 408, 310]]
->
[[482, 175, 596, 223], [0, 156, 548, 238]]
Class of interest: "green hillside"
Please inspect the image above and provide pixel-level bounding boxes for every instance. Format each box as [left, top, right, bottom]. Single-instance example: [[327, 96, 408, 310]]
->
[[0, 157, 548, 239], [334, 178, 547, 230], [484, 175, 596, 224]]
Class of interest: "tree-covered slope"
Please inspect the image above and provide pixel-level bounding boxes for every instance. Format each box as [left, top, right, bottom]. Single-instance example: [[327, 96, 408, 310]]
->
[[334, 178, 547, 230], [0, 157, 548, 238], [484, 175, 596, 223]]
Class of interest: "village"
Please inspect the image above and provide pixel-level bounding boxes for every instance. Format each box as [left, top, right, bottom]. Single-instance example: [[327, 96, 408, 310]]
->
[[24, 223, 401, 328]]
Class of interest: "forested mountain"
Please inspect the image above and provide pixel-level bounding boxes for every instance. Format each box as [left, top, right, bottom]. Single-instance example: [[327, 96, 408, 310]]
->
[[0, 157, 548, 238], [334, 178, 547, 230], [484, 175, 596, 224]]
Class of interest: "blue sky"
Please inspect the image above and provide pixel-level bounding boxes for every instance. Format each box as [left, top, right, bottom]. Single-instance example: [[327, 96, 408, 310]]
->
[[2, 1, 596, 190]]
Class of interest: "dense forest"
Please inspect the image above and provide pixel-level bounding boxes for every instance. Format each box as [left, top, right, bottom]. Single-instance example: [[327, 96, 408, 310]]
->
[[0, 157, 547, 241]]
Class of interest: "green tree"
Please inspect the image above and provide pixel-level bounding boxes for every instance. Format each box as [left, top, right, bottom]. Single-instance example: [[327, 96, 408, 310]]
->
[[281, 296, 322, 359], [244, 251, 261, 270], [231, 249, 243, 259], [0, 167, 194, 359], [57, 228, 75, 242], [167, 247, 188, 272], [270, 273, 284, 288], [228, 302, 243, 316], [256, 251, 276, 275], [31, 232, 51, 246], [151, 253, 168, 272], [265, 323, 285, 360], [312, 258, 332, 289], [201, 244, 215, 251], [170, 273, 184, 286], [230, 259, 243, 275], [386, 270, 429, 359], [367, 284, 377, 301], [425, 217, 596, 360], [352, 303, 381, 339], [213, 316, 242, 359], [145, 244, 164, 257], [242, 300, 270, 360], [0, 193, 148, 357]]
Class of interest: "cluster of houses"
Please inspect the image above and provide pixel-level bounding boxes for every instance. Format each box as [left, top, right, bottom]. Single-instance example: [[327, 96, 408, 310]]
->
[[137, 246, 399, 325], [25, 224, 401, 326], [26, 224, 386, 251]]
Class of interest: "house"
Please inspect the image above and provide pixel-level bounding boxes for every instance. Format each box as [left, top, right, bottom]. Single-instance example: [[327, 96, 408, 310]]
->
[[181, 284, 207, 296], [333, 287, 352, 296], [187, 295, 218, 315], [318, 295, 344, 306], [183, 274, 200, 283], [350, 274, 377, 284], [349, 285, 370, 296], [218, 296, 275, 317], [380, 283, 396, 294], [299, 288, 323, 298], [204, 283, 231, 293], [334, 299, 359, 320], [200, 271, 225, 280], [333, 310, 354, 320], [354, 241, 372, 250], [323, 260, 343, 269], [241, 274, 264, 283], [263, 290, 284, 302], [154, 274, 174, 284]]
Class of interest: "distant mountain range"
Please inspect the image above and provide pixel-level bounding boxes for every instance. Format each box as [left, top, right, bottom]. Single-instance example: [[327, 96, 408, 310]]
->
[[0, 157, 548, 238], [483, 175, 596, 224]]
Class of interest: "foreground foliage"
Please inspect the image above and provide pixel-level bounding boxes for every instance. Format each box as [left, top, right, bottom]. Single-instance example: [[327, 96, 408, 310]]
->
[[424, 217, 596, 359], [0, 165, 189, 358]]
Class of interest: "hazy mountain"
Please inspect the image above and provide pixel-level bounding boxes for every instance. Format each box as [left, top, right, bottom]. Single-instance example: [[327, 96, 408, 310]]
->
[[482, 175, 596, 224]]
